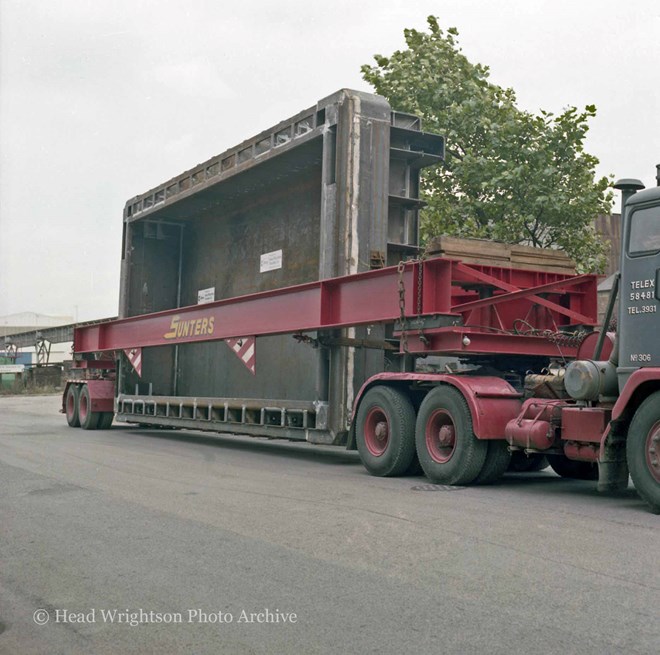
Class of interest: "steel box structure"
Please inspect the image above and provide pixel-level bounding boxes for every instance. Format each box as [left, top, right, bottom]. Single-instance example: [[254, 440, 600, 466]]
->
[[117, 89, 444, 443]]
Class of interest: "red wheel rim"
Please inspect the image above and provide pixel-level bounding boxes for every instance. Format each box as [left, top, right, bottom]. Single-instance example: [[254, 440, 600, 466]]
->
[[646, 420, 660, 483], [364, 407, 389, 457], [79, 390, 88, 422], [66, 389, 76, 419], [425, 409, 456, 463]]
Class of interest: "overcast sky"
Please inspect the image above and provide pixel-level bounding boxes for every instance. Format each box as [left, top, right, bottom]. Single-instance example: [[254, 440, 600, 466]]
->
[[1, 0, 658, 322]]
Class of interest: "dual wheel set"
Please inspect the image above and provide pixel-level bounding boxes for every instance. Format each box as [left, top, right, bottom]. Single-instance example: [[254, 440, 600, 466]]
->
[[355, 384, 660, 512], [356, 385, 512, 486], [65, 384, 114, 431]]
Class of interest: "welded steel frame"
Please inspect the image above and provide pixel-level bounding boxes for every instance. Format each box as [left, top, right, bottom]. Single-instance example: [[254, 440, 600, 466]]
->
[[74, 259, 599, 359]]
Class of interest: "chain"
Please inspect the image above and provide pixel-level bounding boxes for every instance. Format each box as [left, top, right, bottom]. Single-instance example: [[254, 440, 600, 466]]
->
[[292, 333, 319, 347], [512, 319, 589, 348], [510, 319, 589, 364], [544, 329, 589, 349], [397, 261, 408, 352], [397, 252, 428, 353], [416, 257, 423, 316], [415, 256, 430, 346]]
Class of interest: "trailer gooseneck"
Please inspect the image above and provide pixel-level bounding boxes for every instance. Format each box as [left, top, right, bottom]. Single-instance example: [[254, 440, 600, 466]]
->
[[61, 89, 660, 513]]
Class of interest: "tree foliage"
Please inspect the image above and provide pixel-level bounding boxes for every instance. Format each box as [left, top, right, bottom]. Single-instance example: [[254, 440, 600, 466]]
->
[[361, 17, 613, 272]]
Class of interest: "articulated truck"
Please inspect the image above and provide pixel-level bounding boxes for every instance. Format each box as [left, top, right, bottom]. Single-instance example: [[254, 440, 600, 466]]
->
[[61, 89, 660, 513]]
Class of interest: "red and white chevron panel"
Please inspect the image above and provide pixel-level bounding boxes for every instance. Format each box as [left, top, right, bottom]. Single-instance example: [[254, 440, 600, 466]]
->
[[224, 336, 256, 375], [124, 347, 142, 377]]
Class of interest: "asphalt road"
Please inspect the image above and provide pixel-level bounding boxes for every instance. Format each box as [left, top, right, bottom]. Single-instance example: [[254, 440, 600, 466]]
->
[[0, 394, 658, 655]]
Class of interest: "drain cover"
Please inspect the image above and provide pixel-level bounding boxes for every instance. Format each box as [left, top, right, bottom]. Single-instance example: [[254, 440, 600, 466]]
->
[[411, 483, 465, 492]]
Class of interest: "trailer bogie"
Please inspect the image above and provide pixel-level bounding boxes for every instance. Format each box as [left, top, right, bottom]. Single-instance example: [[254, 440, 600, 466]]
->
[[347, 377, 520, 485], [62, 381, 115, 431]]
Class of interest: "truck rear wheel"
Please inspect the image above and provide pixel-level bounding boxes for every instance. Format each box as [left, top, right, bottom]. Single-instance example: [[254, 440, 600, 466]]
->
[[78, 385, 100, 430], [355, 386, 416, 477], [97, 412, 114, 430], [404, 454, 424, 476], [547, 454, 598, 480], [65, 385, 80, 428], [474, 440, 511, 485], [415, 386, 487, 485], [627, 391, 660, 514]]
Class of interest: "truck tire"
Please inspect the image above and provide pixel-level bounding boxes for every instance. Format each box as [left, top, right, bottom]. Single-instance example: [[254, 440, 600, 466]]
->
[[355, 386, 416, 477], [97, 412, 114, 430], [474, 440, 511, 485], [627, 391, 660, 514], [65, 385, 80, 428], [404, 454, 424, 476], [508, 452, 549, 472], [78, 385, 100, 430], [415, 386, 487, 485], [547, 454, 598, 480]]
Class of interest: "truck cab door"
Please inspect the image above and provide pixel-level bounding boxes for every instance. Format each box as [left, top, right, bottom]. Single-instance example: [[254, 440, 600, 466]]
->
[[618, 190, 660, 387]]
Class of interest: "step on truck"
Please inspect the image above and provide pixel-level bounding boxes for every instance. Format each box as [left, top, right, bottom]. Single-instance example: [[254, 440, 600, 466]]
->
[[61, 89, 660, 513]]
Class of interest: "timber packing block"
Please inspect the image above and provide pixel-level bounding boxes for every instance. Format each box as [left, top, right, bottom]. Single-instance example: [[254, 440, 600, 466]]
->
[[425, 235, 576, 274]]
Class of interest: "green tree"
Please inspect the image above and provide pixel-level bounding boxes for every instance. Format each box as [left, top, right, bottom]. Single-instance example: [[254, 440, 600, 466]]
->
[[361, 17, 613, 272]]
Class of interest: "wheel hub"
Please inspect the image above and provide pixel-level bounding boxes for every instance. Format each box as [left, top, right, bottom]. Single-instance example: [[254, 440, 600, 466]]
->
[[374, 421, 388, 441], [437, 424, 455, 447], [426, 409, 457, 464], [364, 408, 390, 457], [646, 421, 660, 483]]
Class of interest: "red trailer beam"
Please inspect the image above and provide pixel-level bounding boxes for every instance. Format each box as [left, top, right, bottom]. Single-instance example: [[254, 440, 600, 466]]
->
[[74, 258, 599, 357], [74, 261, 455, 353]]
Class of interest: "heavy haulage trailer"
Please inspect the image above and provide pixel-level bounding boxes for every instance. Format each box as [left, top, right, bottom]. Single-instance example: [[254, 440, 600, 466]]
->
[[61, 89, 660, 513]]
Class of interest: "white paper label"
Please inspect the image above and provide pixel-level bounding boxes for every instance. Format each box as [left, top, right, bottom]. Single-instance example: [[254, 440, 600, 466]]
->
[[260, 249, 283, 273], [197, 287, 215, 304]]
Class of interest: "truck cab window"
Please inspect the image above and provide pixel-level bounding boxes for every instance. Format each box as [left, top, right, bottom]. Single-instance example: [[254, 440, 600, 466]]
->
[[628, 205, 660, 255]]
